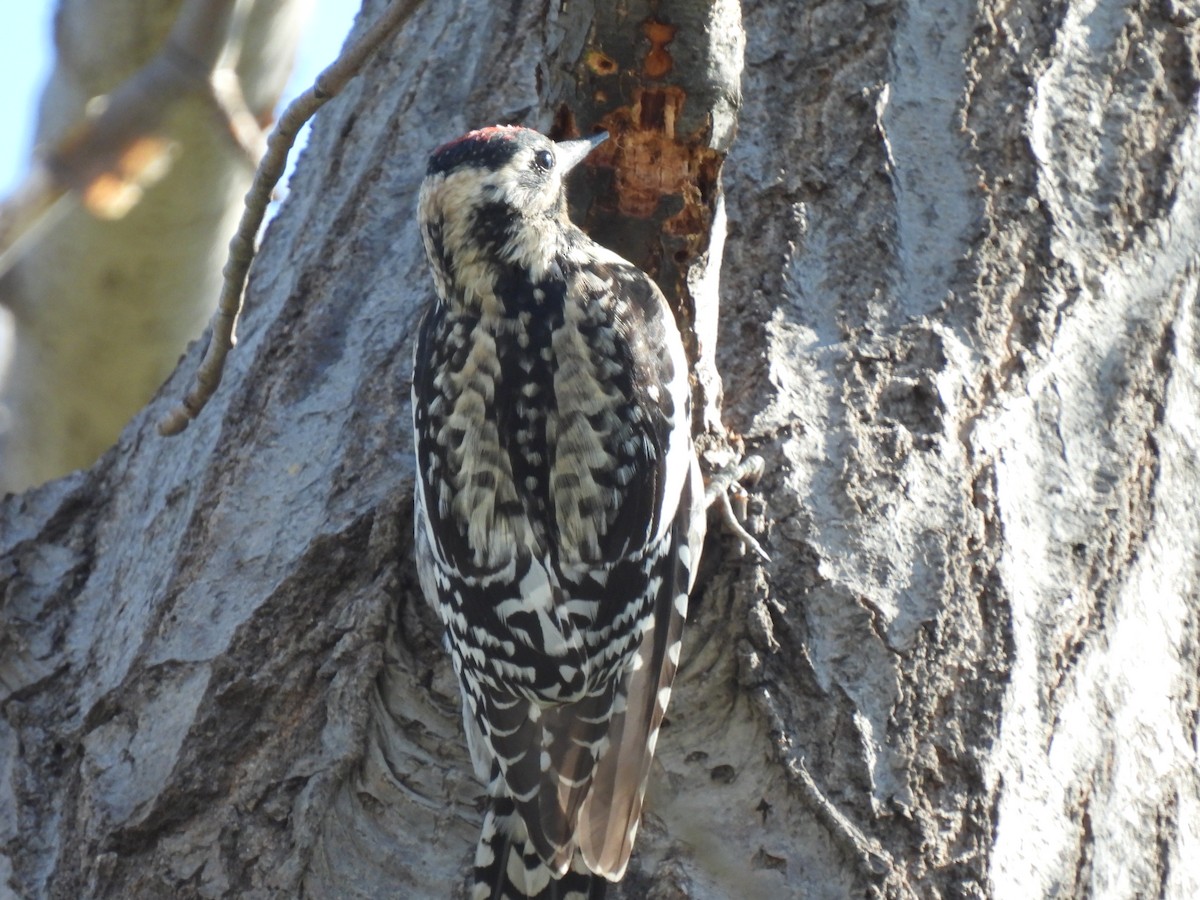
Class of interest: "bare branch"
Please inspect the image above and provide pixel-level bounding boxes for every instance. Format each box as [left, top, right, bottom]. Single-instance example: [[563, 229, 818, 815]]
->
[[158, 0, 428, 437]]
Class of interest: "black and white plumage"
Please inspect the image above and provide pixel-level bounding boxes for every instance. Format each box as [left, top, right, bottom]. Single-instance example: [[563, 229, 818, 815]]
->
[[411, 125, 704, 900]]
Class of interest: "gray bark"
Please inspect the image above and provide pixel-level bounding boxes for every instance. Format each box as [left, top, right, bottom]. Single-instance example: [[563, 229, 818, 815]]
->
[[3, 0, 1199, 898]]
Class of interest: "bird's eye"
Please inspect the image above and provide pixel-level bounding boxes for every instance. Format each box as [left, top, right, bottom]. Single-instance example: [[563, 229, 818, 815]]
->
[[533, 149, 555, 170]]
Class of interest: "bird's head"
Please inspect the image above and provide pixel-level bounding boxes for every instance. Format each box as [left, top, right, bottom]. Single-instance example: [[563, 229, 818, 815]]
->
[[417, 126, 608, 310]]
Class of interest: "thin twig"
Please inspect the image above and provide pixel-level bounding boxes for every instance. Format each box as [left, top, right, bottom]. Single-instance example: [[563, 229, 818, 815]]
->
[[158, 0, 426, 436], [208, 66, 269, 164]]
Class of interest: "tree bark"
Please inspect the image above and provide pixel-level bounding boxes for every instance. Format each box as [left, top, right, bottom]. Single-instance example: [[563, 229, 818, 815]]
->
[[3, 0, 1199, 898]]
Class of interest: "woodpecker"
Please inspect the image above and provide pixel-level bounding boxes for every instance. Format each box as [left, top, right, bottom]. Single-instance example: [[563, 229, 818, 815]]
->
[[412, 125, 705, 900]]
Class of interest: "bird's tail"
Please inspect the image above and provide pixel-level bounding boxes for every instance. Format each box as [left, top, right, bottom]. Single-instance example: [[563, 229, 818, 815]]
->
[[472, 795, 608, 900]]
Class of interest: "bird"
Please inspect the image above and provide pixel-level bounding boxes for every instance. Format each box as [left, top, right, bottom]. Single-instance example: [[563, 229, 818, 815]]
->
[[411, 124, 705, 899]]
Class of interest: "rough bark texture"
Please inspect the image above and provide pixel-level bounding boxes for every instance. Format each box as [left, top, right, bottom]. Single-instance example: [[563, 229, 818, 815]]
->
[[3, 0, 1199, 899]]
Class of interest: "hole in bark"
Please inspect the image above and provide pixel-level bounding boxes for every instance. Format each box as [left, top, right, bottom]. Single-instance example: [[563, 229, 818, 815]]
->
[[586, 51, 618, 75]]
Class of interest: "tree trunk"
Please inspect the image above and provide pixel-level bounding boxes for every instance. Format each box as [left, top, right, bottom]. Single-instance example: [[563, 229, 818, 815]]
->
[[3, 0, 1198, 898]]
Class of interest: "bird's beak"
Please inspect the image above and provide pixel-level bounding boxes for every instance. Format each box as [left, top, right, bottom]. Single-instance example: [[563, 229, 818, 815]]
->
[[555, 131, 609, 173]]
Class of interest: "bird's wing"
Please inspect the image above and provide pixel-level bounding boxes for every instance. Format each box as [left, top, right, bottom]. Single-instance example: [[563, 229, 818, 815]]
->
[[577, 455, 705, 878]]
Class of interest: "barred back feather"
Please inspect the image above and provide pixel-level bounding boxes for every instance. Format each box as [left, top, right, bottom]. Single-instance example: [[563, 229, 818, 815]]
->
[[412, 126, 704, 899]]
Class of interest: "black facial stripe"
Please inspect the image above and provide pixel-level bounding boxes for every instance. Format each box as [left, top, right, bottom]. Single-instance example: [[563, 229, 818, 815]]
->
[[470, 201, 520, 255]]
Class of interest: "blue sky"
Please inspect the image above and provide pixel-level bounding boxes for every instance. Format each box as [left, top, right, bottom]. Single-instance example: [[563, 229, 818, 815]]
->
[[0, 1, 360, 195]]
